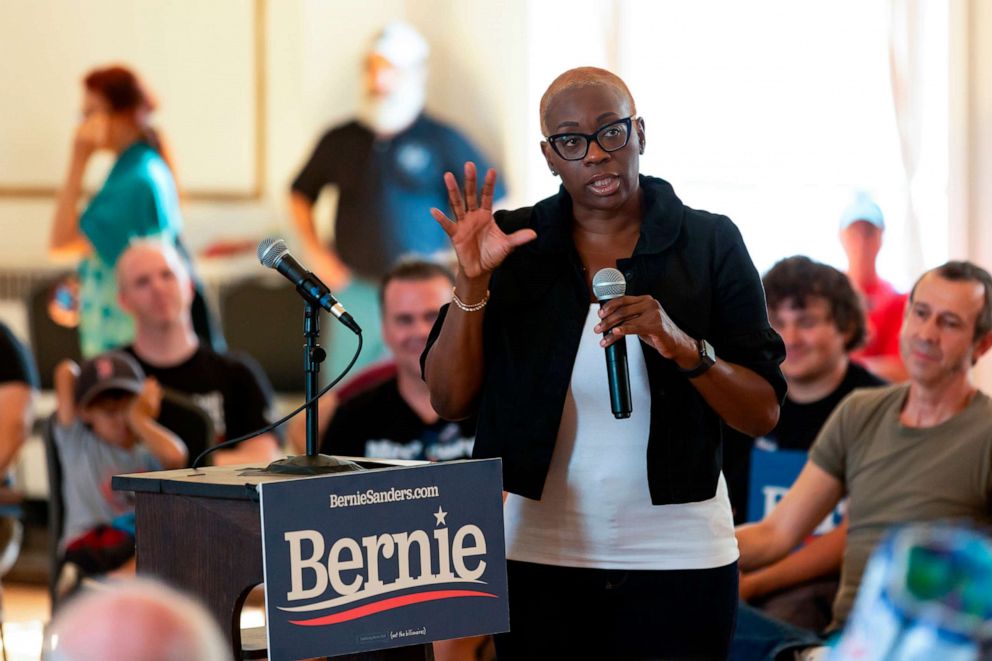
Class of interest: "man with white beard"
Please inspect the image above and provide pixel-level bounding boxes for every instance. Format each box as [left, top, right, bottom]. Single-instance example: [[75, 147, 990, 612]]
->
[[289, 22, 504, 376]]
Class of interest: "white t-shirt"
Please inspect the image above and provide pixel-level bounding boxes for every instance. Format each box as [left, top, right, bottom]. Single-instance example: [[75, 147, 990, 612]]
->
[[503, 304, 739, 570]]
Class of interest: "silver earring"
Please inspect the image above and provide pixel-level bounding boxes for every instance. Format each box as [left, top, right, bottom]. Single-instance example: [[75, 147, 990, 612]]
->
[[551, 169, 558, 176]]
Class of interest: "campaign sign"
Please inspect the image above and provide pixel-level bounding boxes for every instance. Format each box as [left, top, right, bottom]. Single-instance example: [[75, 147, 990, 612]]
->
[[259, 459, 508, 660], [747, 446, 844, 534]]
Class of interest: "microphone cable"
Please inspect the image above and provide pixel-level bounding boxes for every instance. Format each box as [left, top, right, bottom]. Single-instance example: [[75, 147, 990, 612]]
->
[[191, 331, 363, 470]]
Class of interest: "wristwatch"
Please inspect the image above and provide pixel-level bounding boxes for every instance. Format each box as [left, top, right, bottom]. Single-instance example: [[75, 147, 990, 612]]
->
[[679, 338, 716, 378]]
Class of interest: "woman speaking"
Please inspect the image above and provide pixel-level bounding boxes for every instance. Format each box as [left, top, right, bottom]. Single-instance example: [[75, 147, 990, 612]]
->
[[423, 67, 786, 659]]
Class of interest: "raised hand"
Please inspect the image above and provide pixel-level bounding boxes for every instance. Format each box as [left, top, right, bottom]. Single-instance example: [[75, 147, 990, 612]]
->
[[430, 162, 536, 279]]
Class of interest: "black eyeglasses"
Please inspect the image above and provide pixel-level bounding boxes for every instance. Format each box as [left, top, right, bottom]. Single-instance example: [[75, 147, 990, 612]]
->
[[546, 117, 635, 161]]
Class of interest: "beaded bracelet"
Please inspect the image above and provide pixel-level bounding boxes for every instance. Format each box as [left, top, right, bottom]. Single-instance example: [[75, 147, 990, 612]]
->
[[452, 287, 490, 312]]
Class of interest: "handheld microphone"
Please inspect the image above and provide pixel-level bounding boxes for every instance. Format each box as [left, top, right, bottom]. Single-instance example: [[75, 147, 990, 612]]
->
[[257, 238, 361, 335], [592, 268, 632, 419]]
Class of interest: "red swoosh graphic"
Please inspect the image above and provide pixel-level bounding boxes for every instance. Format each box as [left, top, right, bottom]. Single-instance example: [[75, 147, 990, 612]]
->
[[289, 589, 497, 626]]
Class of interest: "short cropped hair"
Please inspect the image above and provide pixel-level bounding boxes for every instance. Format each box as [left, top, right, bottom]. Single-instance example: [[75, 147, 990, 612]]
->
[[378, 259, 456, 308], [762, 255, 866, 351], [116, 238, 189, 290], [909, 260, 992, 341], [539, 67, 637, 136]]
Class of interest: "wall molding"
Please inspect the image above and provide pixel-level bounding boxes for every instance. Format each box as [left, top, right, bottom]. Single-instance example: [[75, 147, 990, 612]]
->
[[0, 0, 267, 203]]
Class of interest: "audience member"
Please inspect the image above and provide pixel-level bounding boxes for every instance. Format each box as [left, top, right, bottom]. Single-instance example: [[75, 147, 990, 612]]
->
[[49, 64, 220, 358], [319, 260, 474, 461], [46, 577, 228, 660], [726, 257, 883, 524], [53, 351, 186, 576], [0, 322, 38, 574], [0, 322, 38, 478], [735, 260, 992, 657], [289, 22, 505, 378], [839, 193, 908, 382], [723, 257, 884, 641], [115, 240, 281, 465]]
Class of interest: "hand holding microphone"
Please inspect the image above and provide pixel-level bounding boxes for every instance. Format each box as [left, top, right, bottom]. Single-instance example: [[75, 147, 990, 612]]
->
[[593, 269, 713, 419], [592, 268, 632, 419]]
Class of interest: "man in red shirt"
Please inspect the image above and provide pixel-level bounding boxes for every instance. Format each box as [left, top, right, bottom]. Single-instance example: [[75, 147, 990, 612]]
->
[[839, 193, 908, 382]]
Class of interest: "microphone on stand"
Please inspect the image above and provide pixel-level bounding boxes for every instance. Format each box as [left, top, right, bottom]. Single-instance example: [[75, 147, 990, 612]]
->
[[257, 238, 361, 335], [256, 237, 364, 475], [592, 268, 632, 419]]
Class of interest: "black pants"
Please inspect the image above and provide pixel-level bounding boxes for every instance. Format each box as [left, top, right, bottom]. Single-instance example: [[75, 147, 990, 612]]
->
[[495, 560, 739, 661]]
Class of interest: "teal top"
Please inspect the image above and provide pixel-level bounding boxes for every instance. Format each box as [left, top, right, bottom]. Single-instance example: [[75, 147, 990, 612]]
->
[[77, 141, 184, 357], [80, 141, 182, 263]]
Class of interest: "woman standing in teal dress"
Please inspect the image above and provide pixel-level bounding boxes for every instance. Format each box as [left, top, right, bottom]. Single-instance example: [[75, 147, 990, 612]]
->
[[49, 65, 219, 357]]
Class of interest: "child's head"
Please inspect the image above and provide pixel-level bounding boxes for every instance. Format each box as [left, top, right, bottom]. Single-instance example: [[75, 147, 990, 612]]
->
[[75, 352, 145, 447]]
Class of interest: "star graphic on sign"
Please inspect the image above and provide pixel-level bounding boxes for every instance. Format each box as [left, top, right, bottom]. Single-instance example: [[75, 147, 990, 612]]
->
[[434, 506, 448, 527]]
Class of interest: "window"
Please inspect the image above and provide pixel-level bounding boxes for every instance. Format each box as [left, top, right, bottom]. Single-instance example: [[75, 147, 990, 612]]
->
[[523, 0, 950, 288]]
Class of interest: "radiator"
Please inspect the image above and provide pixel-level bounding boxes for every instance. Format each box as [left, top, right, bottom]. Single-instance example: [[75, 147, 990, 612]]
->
[[0, 267, 69, 302]]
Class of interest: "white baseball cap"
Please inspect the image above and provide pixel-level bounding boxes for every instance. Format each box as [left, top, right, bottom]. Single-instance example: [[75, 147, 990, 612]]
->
[[370, 21, 429, 69]]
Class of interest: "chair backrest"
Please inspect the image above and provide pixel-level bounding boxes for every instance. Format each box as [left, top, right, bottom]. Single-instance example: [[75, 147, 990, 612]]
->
[[27, 276, 81, 389], [158, 389, 215, 467], [336, 360, 397, 403], [219, 276, 304, 393], [41, 413, 65, 612]]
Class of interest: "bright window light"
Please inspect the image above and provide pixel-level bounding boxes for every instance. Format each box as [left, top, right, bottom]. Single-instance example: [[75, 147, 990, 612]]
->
[[525, 0, 949, 288]]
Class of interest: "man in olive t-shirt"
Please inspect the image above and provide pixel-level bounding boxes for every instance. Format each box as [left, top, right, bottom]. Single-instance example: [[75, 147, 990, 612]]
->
[[737, 261, 992, 634], [809, 384, 992, 627]]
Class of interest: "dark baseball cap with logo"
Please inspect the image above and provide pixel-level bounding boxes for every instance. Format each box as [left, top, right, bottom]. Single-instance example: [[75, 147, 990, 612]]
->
[[74, 351, 145, 408]]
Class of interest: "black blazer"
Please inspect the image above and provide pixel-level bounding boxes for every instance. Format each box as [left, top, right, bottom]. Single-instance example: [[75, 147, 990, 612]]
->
[[424, 175, 786, 505]]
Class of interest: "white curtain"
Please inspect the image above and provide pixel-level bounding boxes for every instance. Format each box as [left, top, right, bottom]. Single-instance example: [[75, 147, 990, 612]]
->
[[887, 0, 927, 281]]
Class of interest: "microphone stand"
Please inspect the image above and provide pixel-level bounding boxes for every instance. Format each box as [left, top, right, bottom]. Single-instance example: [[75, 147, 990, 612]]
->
[[266, 300, 364, 475]]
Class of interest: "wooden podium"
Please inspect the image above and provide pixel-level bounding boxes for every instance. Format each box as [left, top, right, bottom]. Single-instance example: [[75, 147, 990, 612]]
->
[[113, 463, 434, 661]]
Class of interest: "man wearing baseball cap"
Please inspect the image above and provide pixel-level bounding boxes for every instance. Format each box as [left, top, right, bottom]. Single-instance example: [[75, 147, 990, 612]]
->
[[839, 192, 908, 381], [52, 350, 186, 580]]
